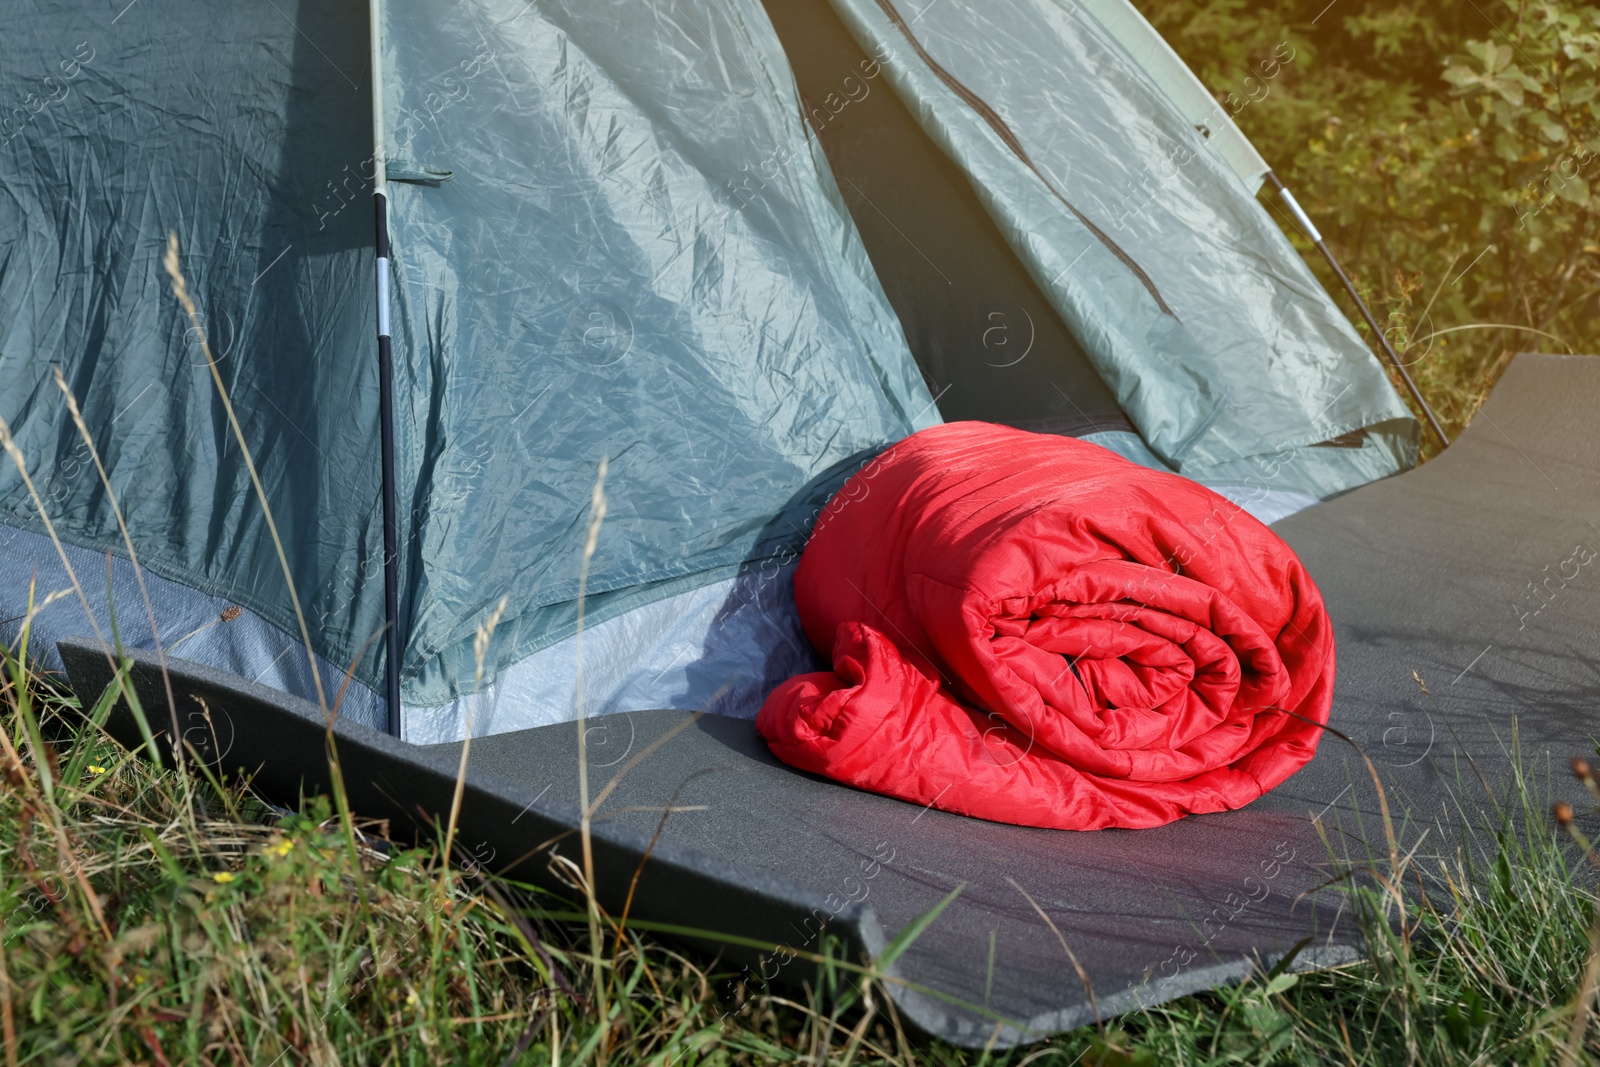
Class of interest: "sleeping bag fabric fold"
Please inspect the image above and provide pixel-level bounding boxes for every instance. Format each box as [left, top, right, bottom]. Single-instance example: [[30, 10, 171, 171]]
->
[[756, 423, 1335, 830]]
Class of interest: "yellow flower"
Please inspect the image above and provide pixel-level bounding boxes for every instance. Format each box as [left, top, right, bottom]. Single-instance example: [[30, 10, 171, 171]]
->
[[212, 871, 236, 884], [267, 838, 294, 858], [88, 765, 106, 775], [405, 991, 420, 1007]]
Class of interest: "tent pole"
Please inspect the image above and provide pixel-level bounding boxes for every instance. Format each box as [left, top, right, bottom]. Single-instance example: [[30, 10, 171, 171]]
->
[[370, 0, 402, 736], [1263, 172, 1449, 448]]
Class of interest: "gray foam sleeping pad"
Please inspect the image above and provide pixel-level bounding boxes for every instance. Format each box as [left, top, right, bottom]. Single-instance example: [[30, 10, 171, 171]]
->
[[59, 352, 1599, 1048]]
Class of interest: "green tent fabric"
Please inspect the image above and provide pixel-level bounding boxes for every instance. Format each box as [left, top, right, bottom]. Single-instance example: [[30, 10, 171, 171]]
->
[[377, 0, 936, 704], [0, 0, 384, 698], [827, 0, 1416, 485], [0, 0, 1416, 739]]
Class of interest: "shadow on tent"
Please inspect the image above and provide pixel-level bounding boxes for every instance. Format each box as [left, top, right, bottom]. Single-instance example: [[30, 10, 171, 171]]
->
[[61, 351, 1600, 1048]]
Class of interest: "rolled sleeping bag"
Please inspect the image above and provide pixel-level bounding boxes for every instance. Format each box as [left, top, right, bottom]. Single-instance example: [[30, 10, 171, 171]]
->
[[757, 422, 1335, 830]]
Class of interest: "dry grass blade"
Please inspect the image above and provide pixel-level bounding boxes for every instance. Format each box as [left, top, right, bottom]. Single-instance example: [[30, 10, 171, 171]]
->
[[442, 594, 507, 892], [160, 232, 328, 716], [1408, 322, 1573, 353], [51, 367, 182, 760], [573, 455, 610, 1061], [0, 417, 117, 705], [1004, 875, 1100, 1034]]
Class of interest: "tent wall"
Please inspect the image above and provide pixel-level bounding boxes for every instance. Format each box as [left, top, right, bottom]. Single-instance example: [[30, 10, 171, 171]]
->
[[402, 563, 818, 742], [375, 0, 936, 709], [825, 0, 1417, 490], [762, 0, 1130, 437], [0, 0, 387, 708]]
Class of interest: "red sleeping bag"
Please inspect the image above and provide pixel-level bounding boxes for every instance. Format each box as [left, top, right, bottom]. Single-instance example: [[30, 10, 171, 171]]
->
[[756, 423, 1335, 831]]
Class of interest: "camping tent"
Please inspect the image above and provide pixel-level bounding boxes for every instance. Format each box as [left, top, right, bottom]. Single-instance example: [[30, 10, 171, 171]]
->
[[1, 0, 1417, 746]]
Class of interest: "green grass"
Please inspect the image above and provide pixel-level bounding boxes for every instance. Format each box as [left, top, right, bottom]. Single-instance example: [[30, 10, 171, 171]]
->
[[4, 633, 1599, 1066]]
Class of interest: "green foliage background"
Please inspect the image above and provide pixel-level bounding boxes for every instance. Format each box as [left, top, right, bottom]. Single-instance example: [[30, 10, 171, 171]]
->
[[1136, 0, 1600, 446]]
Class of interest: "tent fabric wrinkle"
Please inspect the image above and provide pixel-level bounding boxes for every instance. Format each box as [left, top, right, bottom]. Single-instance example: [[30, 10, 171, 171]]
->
[[758, 422, 1336, 830]]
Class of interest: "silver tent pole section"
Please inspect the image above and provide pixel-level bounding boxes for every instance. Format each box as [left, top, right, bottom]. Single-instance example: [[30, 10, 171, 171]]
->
[[370, 0, 402, 736], [1263, 172, 1450, 448]]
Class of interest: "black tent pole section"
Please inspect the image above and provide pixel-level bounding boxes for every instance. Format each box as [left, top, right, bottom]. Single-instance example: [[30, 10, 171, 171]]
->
[[368, 0, 399, 736], [374, 192, 402, 737], [1263, 171, 1449, 448]]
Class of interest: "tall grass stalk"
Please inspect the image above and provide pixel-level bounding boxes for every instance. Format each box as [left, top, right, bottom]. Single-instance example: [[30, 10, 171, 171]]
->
[[51, 366, 181, 762], [573, 457, 609, 1063], [160, 233, 328, 717]]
